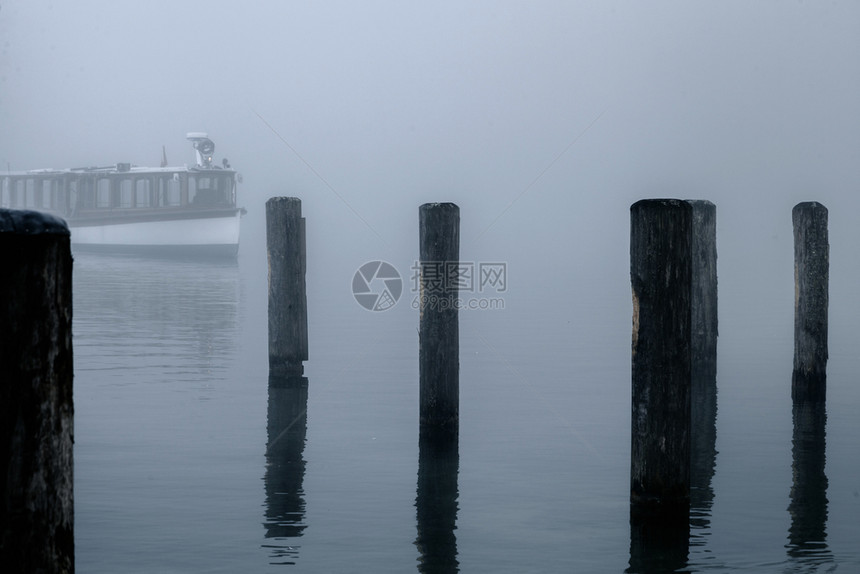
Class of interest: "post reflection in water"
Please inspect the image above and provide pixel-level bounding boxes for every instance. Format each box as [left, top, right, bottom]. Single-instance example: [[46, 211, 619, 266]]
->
[[627, 508, 690, 574], [786, 397, 831, 568], [415, 432, 460, 573], [627, 357, 716, 573], [263, 374, 309, 566], [690, 359, 718, 547]]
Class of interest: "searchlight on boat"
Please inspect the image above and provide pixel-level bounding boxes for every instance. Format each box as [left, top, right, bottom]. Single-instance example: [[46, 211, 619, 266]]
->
[[186, 132, 215, 168]]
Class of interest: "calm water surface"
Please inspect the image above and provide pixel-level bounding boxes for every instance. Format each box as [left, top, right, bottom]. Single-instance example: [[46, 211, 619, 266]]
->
[[72, 249, 860, 573]]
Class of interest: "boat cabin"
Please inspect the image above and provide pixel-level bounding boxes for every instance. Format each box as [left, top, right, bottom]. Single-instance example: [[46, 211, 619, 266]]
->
[[1, 165, 238, 223]]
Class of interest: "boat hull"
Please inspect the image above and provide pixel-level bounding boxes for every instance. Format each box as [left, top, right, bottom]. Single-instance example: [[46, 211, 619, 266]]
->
[[69, 209, 241, 259]]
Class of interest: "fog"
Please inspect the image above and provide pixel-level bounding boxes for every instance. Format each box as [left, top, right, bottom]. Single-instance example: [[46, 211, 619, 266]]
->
[[5, 4, 860, 569], [2, 1, 859, 316]]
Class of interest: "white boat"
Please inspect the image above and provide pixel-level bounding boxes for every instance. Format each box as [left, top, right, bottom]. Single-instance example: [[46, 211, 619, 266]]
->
[[0, 133, 245, 258]]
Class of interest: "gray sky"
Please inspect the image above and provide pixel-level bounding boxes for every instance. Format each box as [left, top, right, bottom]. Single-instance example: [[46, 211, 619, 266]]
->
[[2, 1, 859, 299]]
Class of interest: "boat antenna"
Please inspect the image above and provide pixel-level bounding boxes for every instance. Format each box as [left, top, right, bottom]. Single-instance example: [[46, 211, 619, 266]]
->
[[161, 145, 168, 168]]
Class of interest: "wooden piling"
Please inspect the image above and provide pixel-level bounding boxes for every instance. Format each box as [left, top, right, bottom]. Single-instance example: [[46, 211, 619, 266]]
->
[[418, 203, 459, 435], [266, 197, 308, 378], [630, 199, 692, 513], [792, 202, 828, 401], [688, 200, 718, 380], [0, 209, 74, 573]]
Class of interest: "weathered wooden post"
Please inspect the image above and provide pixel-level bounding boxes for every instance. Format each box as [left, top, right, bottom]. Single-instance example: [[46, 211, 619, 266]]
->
[[688, 200, 717, 380], [416, 201, 460, 567], [1, 210, 74, 573], [629, 199, 692, 514], [792, 202, 828, 402], [267, 197, 308, 379], [418, 203, 459, 436]]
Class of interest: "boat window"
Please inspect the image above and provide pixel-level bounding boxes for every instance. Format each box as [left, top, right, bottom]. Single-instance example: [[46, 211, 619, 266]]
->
[[191, 175, 221, 205], [68, 180, 78, 212], [119, 178, 133, 208], [156, 177, 166, 206], [97, 178, 111, 208], [135, 179, 151, 208], [188, 176, 197, 205], [13, 179, 23, 207], [1, 178, 9, 208], [187, 174, 232, 206], [217, 175, 234, 203], [78, 177, 95, 209], [41, 179, 54, 209], [25, 179, 36, 207], [167, 175, 181, 206]]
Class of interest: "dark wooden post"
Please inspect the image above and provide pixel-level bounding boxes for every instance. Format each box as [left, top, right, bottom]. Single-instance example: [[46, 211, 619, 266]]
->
[[629, 199, 692, 513], [266, 197, 308, 378], [0, 210, 74, 573], [792, 202, 828, 401], [418, 203, 459, 436], [688, 200, 717, 380]]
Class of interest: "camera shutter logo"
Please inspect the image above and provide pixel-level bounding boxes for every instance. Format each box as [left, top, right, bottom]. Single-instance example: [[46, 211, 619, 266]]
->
[[352, 261, 403, 311]]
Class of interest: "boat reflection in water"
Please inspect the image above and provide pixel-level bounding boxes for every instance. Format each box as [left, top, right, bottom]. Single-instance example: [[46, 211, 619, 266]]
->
[[72, 252, 240, 382], [262, 374, 309, 566]]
